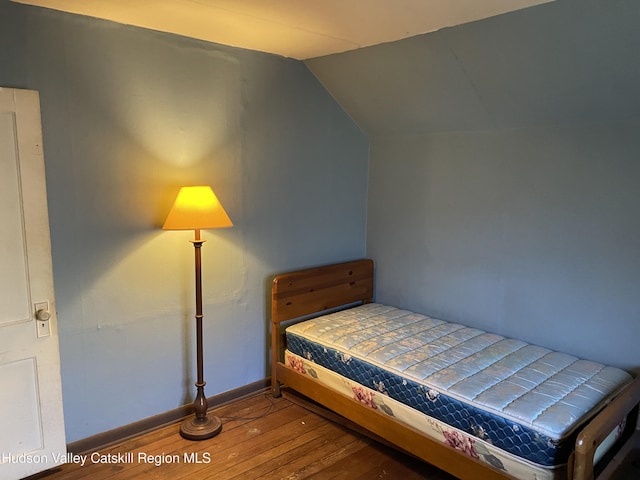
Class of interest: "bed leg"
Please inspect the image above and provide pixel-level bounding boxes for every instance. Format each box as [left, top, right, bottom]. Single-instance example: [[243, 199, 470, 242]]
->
[[271, 320, 285, 398], [272, 381, 282, 398]]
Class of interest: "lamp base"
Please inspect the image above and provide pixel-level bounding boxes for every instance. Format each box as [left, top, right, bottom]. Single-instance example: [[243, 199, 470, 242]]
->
[[179, 415, 222, 441]]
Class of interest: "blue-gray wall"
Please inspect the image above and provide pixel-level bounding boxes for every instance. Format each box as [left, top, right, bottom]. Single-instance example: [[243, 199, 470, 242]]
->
[[0, 0, 368, 442], [368, 124, 640, 371], [308, 0, 640, 371]]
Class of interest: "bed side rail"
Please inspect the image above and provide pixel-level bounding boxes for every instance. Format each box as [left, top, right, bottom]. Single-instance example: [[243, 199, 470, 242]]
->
[[573, 375, 640, 480]]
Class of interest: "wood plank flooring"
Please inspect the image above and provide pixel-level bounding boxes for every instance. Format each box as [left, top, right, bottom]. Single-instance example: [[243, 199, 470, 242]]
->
[[31, 390, 456, 480]]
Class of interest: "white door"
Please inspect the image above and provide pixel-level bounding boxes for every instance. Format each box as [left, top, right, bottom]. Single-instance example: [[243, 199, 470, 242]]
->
[[0, 87, 66, 479]]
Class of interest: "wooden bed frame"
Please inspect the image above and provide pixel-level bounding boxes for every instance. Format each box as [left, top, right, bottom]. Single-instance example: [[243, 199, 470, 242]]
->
[[270, 259, 640, 480]]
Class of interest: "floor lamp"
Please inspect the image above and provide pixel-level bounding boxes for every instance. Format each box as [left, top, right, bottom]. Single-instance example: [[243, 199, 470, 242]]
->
[[163, 185, 233, 440]]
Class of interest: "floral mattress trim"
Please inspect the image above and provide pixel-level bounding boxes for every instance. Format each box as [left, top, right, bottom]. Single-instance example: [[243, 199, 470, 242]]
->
[[285, 350, 561, 480]]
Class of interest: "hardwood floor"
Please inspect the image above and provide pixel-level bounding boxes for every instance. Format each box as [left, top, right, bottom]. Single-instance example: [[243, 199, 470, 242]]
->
[[32, 390, 456, 480]]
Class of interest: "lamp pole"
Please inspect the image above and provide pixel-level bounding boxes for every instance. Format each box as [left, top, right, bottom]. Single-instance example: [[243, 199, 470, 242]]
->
[[180, 229, 222, 440], [162, 186, 232, 441]]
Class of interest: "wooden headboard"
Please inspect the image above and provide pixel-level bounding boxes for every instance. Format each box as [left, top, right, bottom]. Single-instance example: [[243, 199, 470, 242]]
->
[[271, 258, 374, 324], [271, 258, 374, 396]]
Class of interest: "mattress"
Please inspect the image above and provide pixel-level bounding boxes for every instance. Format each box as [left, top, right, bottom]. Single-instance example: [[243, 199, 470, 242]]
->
[[284, 304, 632, 478]]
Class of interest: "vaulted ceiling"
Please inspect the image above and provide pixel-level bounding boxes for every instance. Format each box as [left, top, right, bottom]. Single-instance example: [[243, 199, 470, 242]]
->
[[305, 0, 640, 134], [12, 0, 639, 136], [12, 0, 552, 60]]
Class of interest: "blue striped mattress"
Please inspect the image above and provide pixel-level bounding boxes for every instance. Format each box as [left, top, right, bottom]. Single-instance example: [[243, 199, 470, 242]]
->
[[285, 304, 631, 470]]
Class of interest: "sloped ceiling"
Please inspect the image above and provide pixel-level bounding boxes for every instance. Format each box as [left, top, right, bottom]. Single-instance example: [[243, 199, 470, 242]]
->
[[12, 0, 552, 60], [13, 0, 639, 136], [306, 0, 640, 135]]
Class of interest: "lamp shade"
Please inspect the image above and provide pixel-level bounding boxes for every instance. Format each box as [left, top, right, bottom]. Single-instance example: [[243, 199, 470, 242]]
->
[[163, 186, 233, 231]]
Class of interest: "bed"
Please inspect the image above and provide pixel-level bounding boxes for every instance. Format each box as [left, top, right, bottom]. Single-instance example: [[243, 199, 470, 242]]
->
[[270, 259, 640, 480]]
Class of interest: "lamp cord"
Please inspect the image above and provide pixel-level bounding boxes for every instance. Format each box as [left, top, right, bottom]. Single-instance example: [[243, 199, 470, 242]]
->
[[91, 392, 278, 458], [219, 391, 277, 422]]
